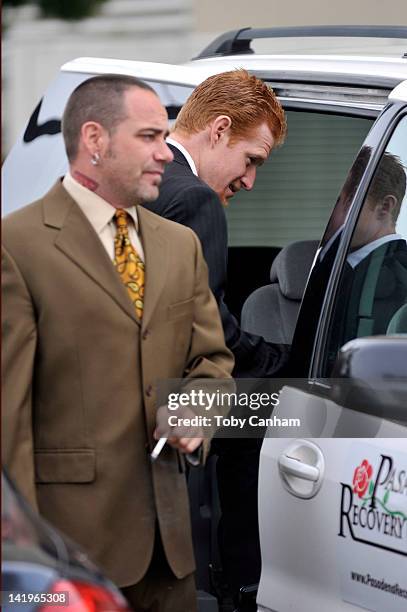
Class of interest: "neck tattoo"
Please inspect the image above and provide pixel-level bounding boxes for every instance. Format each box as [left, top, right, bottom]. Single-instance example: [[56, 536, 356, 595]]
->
[[73, 171, 99, 192]]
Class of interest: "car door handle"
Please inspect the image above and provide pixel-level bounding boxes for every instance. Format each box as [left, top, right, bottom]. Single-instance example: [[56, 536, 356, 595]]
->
[[277, 441, 325, 499], [279, 454, 319, 482]]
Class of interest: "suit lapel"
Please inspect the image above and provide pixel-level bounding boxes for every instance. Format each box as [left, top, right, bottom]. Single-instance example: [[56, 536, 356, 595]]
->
[[137, 206, 169, 329], [42, 181, 140, 325], [169, 144, 191, 169]]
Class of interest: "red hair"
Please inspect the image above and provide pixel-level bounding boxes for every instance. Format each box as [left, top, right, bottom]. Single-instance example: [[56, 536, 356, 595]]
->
[[175, 69, 286, 146]]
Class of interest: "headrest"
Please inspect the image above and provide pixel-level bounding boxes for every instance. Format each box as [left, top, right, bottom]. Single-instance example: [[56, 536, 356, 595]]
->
[[270, 240, 319, 299], [387, 303, 407, 334]]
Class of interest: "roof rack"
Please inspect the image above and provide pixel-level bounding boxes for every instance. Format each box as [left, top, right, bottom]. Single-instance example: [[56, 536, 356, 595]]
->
[[195, 25, 407, 59]]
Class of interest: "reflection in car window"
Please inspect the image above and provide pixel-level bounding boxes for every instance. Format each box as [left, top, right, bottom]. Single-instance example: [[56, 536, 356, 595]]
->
[[324, 117, 407, 373]]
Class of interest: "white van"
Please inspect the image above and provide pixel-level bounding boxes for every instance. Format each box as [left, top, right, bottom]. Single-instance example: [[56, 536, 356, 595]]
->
[[3, 26, 407, 612]]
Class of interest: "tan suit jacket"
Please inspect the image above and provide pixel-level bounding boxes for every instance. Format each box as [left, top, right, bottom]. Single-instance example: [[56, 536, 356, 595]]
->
[[2, 181, 234, 586]]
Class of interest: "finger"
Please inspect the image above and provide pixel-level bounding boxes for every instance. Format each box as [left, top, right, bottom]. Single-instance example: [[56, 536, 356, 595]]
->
[[155, 424, 171, 438], [166, 435, 180, 448], [155, 412, 173, 438], [177, 437, 203, 454]]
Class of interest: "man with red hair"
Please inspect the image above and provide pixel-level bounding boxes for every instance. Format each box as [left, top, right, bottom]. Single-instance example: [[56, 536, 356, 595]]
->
[[143, 69, 288, 604]]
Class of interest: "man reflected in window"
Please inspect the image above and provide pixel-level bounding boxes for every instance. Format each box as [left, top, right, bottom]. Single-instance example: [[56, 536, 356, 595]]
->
[[332, 148, 407, 347]]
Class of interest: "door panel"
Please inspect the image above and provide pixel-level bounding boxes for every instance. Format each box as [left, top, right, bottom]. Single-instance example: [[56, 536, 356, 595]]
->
[[258, 107, 407, 612], [258, 428, 407, 611]]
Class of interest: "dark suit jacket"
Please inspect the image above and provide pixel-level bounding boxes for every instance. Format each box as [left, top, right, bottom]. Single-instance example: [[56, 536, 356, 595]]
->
[[144, 144, 289, 378], [2, 180, 234, 586], [343, 238, 407, 340]]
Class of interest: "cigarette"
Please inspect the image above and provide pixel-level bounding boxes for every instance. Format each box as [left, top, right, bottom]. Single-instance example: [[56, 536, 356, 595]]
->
[[150, 437, 167, 461]]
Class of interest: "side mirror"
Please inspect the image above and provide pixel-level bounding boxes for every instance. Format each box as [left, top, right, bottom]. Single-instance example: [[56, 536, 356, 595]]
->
[[235, 583, 258, 612], [330, 336, 407, 422]]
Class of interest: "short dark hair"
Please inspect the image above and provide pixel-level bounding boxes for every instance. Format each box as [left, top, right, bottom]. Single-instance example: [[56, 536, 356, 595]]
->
[[369, 151, 406, 222], [343, 146, 406, 222], [62, 74, 155, 162], [343, 146, 371, 202]]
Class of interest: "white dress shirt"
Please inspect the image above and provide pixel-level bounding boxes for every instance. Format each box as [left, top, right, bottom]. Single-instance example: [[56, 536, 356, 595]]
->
[[347, 234, 404, 268], [166, 137, 198, 176]]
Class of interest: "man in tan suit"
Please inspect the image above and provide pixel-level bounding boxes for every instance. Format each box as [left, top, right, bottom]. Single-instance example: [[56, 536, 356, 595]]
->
[[2, 75, 234, 612]]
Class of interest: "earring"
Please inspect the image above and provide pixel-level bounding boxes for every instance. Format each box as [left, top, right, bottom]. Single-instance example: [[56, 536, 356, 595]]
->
[[91, 152, 100, 166]]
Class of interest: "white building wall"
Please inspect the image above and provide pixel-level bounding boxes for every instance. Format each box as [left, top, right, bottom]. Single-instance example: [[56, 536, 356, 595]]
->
[[3, 0, 196, 152], [196, 0, 407, 31]]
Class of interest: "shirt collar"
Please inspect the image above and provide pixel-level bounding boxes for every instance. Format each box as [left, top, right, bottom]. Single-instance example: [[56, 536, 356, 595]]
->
[[63, 172, 139, 232], [347, 234, 404, 268], [166, 137, 198, 176]]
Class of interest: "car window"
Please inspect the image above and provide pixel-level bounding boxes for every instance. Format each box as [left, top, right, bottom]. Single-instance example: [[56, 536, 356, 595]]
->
[[225, 110, 373, 247], [323, 115, 407, 374], [225, 110, 373, 319]]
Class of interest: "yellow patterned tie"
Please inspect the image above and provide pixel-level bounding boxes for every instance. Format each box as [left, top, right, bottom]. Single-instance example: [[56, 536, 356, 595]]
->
[[113, 209, 145, 319]]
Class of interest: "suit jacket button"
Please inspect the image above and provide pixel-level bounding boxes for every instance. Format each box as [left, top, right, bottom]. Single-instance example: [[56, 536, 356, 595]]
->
[[146, 384, 153, 397], [142, 329, 149, 340]]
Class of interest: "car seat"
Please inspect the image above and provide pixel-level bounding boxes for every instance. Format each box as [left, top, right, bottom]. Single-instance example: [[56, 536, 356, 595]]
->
[[241, 240, 319, 344], [386, 302, 407, 334]]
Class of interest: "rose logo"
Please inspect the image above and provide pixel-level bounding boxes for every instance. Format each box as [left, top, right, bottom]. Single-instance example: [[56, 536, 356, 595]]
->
[[353, 459, 373, 498]]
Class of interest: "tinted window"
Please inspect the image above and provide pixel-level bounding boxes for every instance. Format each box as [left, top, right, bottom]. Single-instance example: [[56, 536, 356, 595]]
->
[[323, 116, 407, 373]]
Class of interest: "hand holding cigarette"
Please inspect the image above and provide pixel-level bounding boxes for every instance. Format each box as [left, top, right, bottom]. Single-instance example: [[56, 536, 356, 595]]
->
[[151, 404, 203, 460]]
